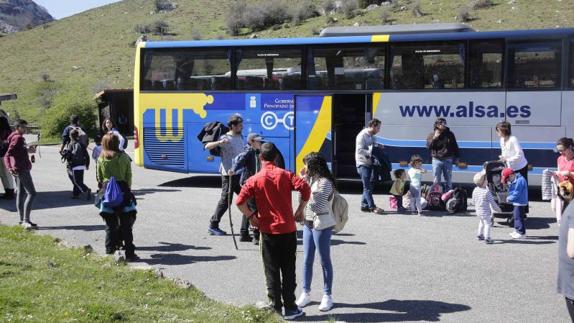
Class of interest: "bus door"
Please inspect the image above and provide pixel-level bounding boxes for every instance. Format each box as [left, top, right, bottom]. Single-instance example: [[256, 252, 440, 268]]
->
[[332, 94, 371, 178], [294, 95, 333, 175]]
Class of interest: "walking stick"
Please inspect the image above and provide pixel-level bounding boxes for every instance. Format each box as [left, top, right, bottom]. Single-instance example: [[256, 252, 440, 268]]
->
[[227, 175, 238, 250]]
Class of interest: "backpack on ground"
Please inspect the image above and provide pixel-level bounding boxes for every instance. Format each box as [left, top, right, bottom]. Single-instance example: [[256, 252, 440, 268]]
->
[[102, 176, 124, 208], [426, 183, 445, 211], [331, 191, 349, 233], [70, 126, 88, 148], [196, 121, 229, 157], [445, 187, 468, 214]]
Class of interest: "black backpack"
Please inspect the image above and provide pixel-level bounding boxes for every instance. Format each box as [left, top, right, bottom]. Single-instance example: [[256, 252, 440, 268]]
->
[[445, 187, 468, 214], [62, 142, 87, 167], [197, 121, 229, 157]]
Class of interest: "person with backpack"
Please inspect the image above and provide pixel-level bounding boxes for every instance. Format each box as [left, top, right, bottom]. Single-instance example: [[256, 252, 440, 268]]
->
[[102, 118, 127, 151], [4, 120, 38, 229], [96, 133, 138, 261], [296, 152, 336, 312], [426, 118, 459, 191], [235, 142, 310, 320], [60, 115, 88, 154], [63, 129, 91, 200], [0, 112, 14, 199], [204, 114, 245, 237]]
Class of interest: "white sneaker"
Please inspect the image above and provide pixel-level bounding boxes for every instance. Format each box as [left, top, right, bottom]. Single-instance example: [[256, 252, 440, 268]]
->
[[20, 222, 32, 230], [318, 294, 333, 312], [509, 231, 525, 239], [295, 292, 311, 308]]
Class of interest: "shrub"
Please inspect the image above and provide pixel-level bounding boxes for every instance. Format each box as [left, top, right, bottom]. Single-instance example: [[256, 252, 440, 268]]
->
[[322, 0, 336, 14], [152, 20, 170, 35], [358, 0, 380, 9], [226, 0, 289, 34], [41, 85, 98, 139], [155, 0, 176, 12], [290, 1, 318, 26], [390, 0, 400, 12], [226, 0, 246, 36], [134, 24, 151, 34], [35, 81, 59, 110], [380, 7, 392, 24], [411, 0, 424, 17], [469, 0, 493, 9], [457, 5, 471, 22], [341, 0, 359, 19], [191, 30, 202, 40]]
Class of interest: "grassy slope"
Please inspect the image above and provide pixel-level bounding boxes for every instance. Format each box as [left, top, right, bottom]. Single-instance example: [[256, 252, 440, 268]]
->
[[0, 225, 279, 322], [0, 0, 572, 123]]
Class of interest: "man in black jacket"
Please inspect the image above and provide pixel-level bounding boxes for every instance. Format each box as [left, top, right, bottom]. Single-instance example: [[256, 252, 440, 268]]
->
[[426, 118, 459, 191]]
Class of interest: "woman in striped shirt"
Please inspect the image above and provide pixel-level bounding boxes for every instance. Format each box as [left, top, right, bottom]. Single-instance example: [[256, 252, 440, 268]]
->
[[296, 152, 336, 312], [472, 171, 501, 244]]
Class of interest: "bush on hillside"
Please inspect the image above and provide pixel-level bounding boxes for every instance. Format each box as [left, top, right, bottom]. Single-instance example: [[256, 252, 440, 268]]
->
[[341, 0, 359, 19], [322, 0, 336, 14], [411, 0, 424, 17], [34, 81, 60, 110], [155, 0, 176, 13], [152, 20, 170, 36], [469, 0, 493, 10], [358, 0, 379, 9], [380, 7, 392, 24], [457, 5, 472, 22], [290, 1, 319, 26], [134, 24, 151, 34], [226, 0, 290, 34], [41, 87, 98, 140]]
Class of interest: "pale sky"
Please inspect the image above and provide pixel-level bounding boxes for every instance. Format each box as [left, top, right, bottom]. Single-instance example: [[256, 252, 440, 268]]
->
[[34, 0, 122, 19]]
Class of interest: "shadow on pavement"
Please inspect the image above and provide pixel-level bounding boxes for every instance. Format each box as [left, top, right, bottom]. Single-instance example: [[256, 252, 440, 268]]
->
[[137, 242, 211, 252], [0, 191, 93, 211], [133, 188, 182, 196], [159, 176, 221, 188], [525, 217, 555, 230], [143, 253, 236, 266], [331, 239, 366, 246], [38, 225, 106, 232], [300, 299, 471, 322]]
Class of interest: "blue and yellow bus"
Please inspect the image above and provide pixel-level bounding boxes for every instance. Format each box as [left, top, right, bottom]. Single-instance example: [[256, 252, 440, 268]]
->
[[133, 24, 574, 185]]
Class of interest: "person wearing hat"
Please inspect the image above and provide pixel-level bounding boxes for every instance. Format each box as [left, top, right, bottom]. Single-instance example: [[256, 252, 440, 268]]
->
[[502, 167, 528, 239], [426, 118, 459, 191]]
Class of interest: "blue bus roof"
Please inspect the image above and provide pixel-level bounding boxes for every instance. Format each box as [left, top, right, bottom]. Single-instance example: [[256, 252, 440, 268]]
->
[[143, 27, 574, 49]]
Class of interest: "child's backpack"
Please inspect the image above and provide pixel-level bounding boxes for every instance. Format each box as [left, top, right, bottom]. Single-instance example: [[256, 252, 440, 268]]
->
[[445, 187, 468, 214], [331, 191, 349, 233], [426, 184, 445, 210], [197, 121, 229, 157], [64, 142, 87, 167], [102, 176, 124, 208], [70, 126, 88, 148]]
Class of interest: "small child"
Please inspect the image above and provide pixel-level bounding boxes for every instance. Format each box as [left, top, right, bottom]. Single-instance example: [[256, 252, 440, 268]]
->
[[472, 171, 501, 244], [390, 169, 408, 213], [502, 168, 528, 239], [408, 155, 426, 215], [92, 134, 103, 191]]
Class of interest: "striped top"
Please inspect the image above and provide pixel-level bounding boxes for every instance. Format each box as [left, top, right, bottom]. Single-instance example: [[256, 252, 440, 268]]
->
[[472, 186, 499, 217], [305, 177, 334, 221]]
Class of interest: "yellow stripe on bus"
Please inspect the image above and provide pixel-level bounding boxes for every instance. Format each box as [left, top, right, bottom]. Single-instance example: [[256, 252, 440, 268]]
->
[[133, 43, 145, 166], [371, 35, 390, 42], [372, 92, 382, 117], [296, 96, 332, 173]]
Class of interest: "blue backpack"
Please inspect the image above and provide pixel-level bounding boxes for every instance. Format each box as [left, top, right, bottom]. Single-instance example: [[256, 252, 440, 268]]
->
[[102, 176, 124, 208]]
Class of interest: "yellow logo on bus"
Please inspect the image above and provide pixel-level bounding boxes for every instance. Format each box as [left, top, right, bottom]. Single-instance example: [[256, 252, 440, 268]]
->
[[141, 93, 214, 142]]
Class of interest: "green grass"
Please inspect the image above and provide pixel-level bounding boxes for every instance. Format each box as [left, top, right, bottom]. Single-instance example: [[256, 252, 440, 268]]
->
[[0, 225, 280, 322], [0, 0, 572, 126]]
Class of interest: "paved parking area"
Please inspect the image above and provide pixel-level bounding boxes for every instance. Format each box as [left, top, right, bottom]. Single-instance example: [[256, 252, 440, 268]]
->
[[0, 145, 569, 322]]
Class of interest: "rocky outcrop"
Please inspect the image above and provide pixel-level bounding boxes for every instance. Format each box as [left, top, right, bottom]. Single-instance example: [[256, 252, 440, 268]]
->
[[0, 0, 53, 33]]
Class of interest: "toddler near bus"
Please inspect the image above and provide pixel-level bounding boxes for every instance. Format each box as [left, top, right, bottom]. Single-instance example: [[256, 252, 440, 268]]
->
[[472, 171, 501, 244], [408, 155, 426, 215], [390, 168, 408, 213]]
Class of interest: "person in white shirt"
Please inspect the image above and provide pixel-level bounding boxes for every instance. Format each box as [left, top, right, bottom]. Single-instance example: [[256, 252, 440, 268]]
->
[[496, 121, 528, 212], [408, 154, 426, 216], [355, 119, 384, 214], [472, 171, 501, 244], [102, 118, 126, 152]]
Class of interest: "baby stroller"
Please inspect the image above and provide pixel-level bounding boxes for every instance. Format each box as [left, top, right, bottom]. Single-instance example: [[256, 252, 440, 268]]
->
[[483, 161, 515, 226]]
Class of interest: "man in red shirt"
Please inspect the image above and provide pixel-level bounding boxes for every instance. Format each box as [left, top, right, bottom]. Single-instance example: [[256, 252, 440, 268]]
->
[[236, 142, 310, 320]]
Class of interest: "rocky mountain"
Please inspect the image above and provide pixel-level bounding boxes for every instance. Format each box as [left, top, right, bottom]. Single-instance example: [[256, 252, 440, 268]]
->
[[0, 0, 53, 33]]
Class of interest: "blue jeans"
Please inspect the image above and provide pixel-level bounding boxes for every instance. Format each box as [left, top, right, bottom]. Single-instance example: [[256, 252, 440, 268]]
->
[[432, 158, 453, 191], [302, 224, 333, 295], [513, 205, 526, 235], [357, 165, 375, 209]]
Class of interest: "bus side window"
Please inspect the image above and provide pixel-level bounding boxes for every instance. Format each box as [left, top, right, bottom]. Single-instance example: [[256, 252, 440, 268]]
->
[[236, 47, 303, 91], [569, 40, 574, 89], [469, 40, 503, 89], [507, 41, 562, 89]]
